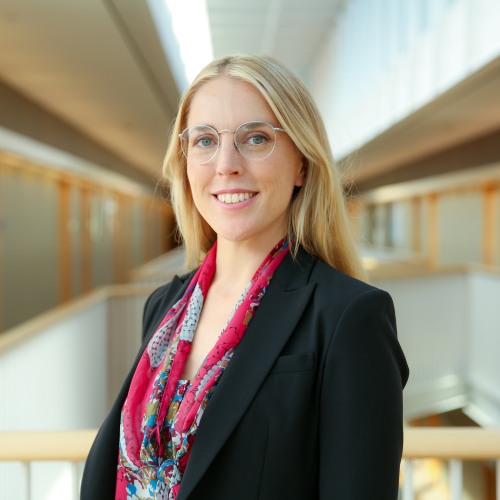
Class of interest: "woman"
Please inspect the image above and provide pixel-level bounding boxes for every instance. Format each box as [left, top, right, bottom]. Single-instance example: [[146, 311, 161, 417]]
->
[[81, 54, 409, 500]]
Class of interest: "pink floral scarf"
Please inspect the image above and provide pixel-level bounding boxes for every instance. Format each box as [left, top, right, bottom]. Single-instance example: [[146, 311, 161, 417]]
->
[[116, 239, 290, 499]]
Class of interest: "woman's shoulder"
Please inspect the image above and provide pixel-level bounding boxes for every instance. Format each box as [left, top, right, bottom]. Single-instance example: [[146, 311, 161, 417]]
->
[[296, 248, 382, 294], [147, 270, 194, 306], [298, 249, 393, 314]]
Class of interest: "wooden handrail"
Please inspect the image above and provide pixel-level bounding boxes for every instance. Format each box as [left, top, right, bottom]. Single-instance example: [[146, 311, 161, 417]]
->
[[403, 428, 500, 460], [1, 428, 500, 462], [0, 430, 97, 461], [0, 283, 156, 354], [368, 261, 500, 281], [128, 246, 187, 281]]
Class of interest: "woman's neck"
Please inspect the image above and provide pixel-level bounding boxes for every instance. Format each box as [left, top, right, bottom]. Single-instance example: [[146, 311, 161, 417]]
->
[[212, 238, 282, 296]]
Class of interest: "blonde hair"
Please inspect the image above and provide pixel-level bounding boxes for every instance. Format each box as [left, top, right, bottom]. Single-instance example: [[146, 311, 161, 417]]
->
[[163, 54, 365, 280]]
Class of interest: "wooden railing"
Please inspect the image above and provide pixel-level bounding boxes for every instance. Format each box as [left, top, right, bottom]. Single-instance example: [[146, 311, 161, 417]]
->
[[0, 430, 96, 500], [1, 428, 499, 499], [402, 428, 500, 499], [356, 166, 500, 270]]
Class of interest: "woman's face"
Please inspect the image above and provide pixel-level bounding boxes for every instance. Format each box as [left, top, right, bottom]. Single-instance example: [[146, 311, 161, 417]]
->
[[185, 76, 304, 251]]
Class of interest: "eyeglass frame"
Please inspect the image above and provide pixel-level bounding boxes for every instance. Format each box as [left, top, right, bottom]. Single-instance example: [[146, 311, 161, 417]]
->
[[178, 120, 287, 164]]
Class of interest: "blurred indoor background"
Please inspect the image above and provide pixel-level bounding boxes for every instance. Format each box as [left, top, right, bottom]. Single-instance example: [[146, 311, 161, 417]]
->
[[0, 0, 499, 498]]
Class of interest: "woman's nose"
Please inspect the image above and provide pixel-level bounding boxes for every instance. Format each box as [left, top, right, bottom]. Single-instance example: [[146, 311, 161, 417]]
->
[[215, 135, 242, 175]]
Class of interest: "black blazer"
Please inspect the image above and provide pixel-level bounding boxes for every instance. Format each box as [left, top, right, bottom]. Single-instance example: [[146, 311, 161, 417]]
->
[[81, 249, 409, 499]]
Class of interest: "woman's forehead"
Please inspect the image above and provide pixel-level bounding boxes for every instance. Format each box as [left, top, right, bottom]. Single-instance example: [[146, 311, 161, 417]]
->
[[186, 76, 277, 127]]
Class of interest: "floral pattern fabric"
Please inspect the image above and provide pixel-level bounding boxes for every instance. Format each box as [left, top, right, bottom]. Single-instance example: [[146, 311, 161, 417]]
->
[[116, 239, 290, 499]]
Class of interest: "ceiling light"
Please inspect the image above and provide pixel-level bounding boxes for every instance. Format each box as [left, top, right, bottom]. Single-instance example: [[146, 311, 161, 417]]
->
[[163, 0, 213, 84]]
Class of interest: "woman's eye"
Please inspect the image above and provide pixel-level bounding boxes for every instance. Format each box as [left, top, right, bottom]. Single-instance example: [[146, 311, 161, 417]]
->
[[246, 134, 268, 146], [192, 135, 216, 148]]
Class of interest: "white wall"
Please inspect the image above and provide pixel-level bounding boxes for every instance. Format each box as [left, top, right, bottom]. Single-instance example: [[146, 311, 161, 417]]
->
[[308, 0, 500, 158], [466, 272, 500, 426], [375, 269, 500, 422], [0, 303, 108, 432], [0, 300, 108, 500], [0, 287, 152, 499], [375, 273, 468, 387]]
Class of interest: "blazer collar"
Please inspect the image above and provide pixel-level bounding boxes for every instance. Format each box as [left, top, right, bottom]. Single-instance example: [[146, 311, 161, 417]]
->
[[178, 249, 317, 499]]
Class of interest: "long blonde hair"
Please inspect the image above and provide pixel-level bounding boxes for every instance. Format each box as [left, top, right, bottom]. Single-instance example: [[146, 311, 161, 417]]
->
[[163, 54, 365, 280]]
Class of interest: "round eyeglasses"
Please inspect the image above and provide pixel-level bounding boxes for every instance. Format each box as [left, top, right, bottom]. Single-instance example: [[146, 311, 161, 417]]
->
[[179, 121, 286, 164]]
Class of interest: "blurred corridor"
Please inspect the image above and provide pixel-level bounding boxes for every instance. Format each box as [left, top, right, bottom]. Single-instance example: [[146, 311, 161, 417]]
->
[[1, 0, 500, 498]]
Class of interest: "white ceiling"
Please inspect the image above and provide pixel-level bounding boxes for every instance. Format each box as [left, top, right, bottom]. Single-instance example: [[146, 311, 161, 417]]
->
[[0, 0, 180, 180], [0, 0, 343, 183], [350, 55, 500, 188], [206, 0, 345, 81], [0, 0, 498, 189], [205, 0, 500, 189]]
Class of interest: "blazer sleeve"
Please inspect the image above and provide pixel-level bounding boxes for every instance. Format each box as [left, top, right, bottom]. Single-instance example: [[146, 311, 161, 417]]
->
[[319, 288, 409, 499]]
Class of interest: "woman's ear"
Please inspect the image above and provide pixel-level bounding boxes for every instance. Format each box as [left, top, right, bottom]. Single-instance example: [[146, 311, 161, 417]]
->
[[294, 158, 307, 187]]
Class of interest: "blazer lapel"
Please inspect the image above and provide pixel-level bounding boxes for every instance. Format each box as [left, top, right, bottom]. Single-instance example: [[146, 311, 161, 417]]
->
[[178, 251, 316, 499]]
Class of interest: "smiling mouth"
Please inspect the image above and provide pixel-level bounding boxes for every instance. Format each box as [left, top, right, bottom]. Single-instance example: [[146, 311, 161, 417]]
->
[[217, 193, 256, 204]]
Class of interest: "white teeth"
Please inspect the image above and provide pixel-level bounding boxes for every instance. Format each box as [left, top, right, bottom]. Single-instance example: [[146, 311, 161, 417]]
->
[[217, 192, 254, 204]]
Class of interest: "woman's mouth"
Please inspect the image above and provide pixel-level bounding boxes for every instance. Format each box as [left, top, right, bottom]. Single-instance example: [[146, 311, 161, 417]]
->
[[216, 192, 256, 204]]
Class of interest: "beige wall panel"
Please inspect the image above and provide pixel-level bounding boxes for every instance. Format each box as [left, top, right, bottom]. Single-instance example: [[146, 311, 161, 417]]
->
[[0, 169, 59, 330]]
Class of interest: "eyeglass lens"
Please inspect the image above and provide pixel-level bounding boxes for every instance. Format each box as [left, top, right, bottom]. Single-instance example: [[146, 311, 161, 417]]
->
[[180, 121, 278, 163]]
